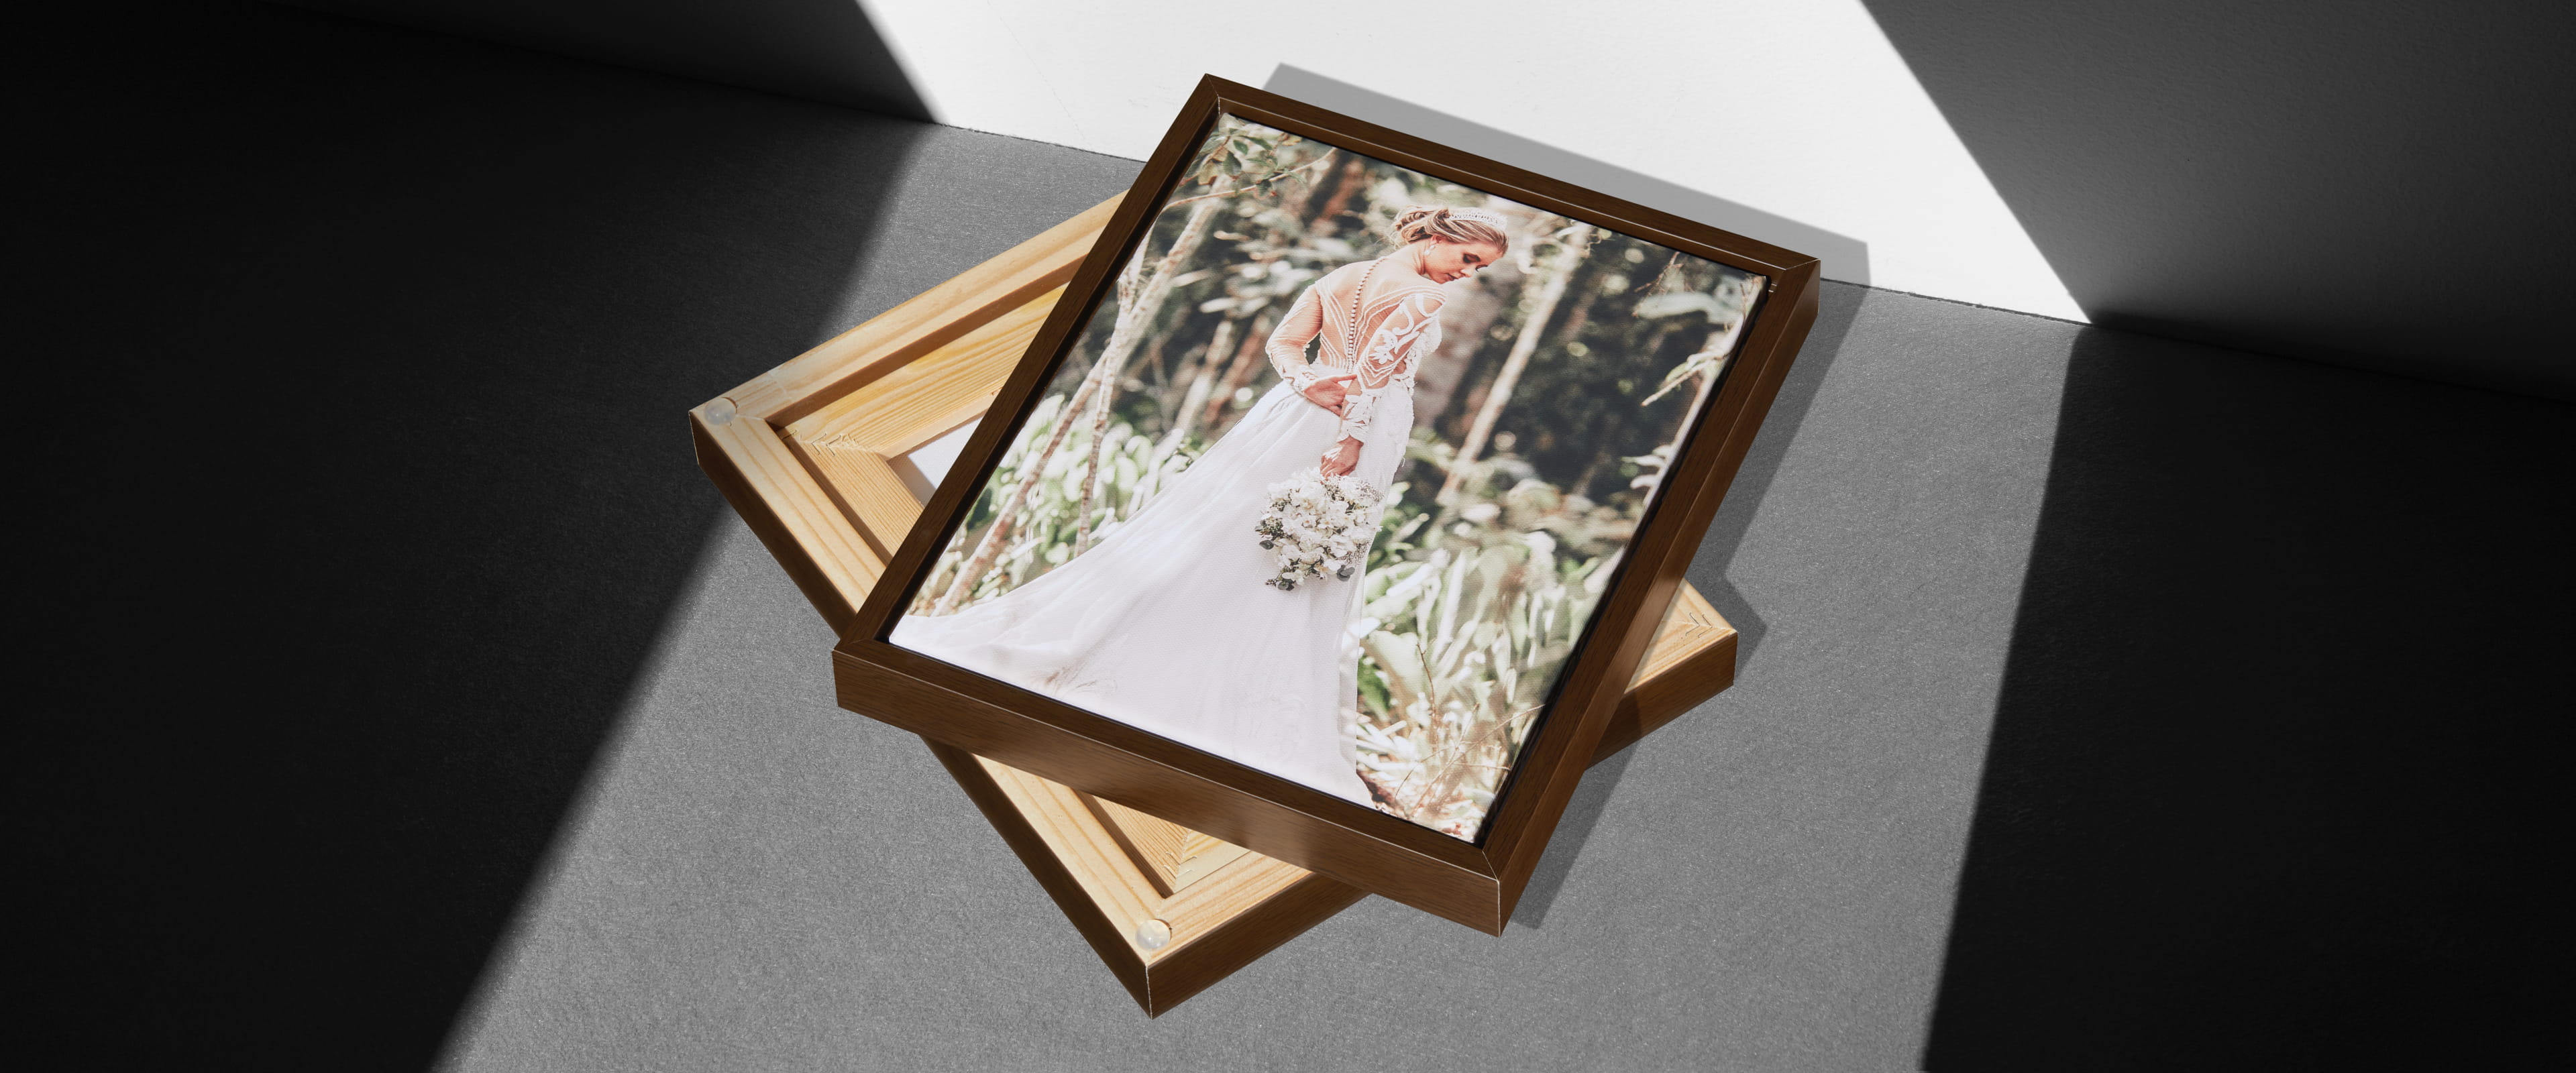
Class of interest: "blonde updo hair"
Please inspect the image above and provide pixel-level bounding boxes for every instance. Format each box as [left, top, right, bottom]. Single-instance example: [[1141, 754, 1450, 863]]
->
[[1391, 205, 1510, 250]]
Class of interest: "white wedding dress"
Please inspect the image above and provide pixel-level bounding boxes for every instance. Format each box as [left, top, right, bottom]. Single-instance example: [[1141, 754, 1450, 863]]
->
[[892, 258, 1447, 804]]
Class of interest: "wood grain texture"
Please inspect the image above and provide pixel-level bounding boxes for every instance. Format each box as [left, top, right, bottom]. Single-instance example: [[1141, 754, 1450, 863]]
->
[[929, 738, 1368, 1016], [925, 581, 1733, 1017], [694, 213, 1104, 635], [828, 77, 1819, 935], [1597, 583, 1739, 760], [785, 285, 1059, 451], [692, 180, 1774, 1011], [774, 286, 1068, 561], [943, 744, 1350, 1013], [724, 201, 1117, 427], [1083, 793, 1253, 899], [790, 440, 917, 566], [690, 405, 883, 631]]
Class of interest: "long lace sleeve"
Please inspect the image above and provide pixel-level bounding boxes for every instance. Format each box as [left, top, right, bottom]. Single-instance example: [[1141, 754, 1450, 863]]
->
[[1265, 284, 1326, 393], [1339, 289, 1444, 447]]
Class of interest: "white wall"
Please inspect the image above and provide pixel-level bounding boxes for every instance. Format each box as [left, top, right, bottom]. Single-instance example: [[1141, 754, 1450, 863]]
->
[[862, 0, 2086, 322], [287, 0, 2576, 396]]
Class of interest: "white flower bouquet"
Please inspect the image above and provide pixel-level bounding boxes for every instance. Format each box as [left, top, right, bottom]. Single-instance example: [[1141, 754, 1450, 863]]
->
[[1253, 468, 1382, 591]]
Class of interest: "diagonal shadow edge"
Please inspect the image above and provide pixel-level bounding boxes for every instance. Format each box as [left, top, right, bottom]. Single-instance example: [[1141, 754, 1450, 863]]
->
[[1261, 64, 1872, 288], [1517, 284, 1864, 927], [278, 0, 934, 121], [1919, 326, 2576, 1068], [21, 4, 949, 1068], [1855, 0, 2576, 402]]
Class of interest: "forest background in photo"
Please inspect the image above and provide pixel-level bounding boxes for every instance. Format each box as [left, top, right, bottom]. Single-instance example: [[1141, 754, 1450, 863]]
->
[[912, 115, 1764, 838]]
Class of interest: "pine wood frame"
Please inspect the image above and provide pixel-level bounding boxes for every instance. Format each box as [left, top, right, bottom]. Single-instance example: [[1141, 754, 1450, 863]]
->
[[692, 197, 1746, 1013], [828, 77, 1818, 934]]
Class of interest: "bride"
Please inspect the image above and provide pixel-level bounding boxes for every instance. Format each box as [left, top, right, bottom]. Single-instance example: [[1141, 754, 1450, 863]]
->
[[894, 207, 1512, 805]]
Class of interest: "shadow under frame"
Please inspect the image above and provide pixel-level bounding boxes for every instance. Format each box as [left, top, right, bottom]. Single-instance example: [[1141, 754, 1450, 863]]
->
[[827, 76, 1819, 934], [692, 198, 1746, 1013]]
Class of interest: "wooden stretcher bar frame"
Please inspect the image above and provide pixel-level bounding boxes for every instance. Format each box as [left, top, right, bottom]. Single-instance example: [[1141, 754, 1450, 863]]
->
[[829, 76, 1818, 934], [692, 198, 1743, 1013]]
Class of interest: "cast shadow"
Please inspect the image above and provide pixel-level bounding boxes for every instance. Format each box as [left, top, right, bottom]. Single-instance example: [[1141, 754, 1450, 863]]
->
[[1261, 65, 1873, 287], [1511, 746, 1635, 929], [282, 0, 933, 120], [1680, 278, 1866, 667], [1258, 63, 1863, 667], [1513, 281, 1856, 929], [21, 3, 929, 1066], [1503, 270, 1860, 931], [1921, 330, 2575, 1067], [1855, 0, 2575, 399]]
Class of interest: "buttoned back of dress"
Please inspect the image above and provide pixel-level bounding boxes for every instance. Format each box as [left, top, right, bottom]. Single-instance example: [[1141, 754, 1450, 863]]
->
[[1272, 260, 1445, 389]]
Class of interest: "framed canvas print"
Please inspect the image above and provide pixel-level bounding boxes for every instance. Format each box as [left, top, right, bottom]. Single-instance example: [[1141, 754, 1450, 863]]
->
[[835, 76, 1819, 931], [692, 196, 1743, 1013]]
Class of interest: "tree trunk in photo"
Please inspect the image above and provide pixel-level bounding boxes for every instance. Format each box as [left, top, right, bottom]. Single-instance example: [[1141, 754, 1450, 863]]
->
[[1199, 310, 1275, 433], [1165, 317, 1232, 431], [935, 180, 1238, 610], [1309, 156, 1366, 237], [1555, 283, 1600, 350], [1072, 177, 1234, 555], [1686, 323, 1735, 417], [1411, 265, 1515, 431], [1134, 331, 1169, 427], [1155, 321, 1224, 430], [1440, 225, 1595, 502], [931, 370, 1092, 612], [1135, 317, 1233, 510]]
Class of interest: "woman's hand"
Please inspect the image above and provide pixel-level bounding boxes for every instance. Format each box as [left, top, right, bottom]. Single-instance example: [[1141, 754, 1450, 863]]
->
[[1319, 436, 1362, 477], [1299, 373, 1358, 416]]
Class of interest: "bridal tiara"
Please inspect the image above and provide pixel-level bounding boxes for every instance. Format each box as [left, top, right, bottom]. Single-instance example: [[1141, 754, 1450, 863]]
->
[[1442, 207, 1508, 227]]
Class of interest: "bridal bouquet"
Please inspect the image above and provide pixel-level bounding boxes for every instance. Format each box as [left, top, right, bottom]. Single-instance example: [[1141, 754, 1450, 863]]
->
[[1254, 469, 1382, 591]]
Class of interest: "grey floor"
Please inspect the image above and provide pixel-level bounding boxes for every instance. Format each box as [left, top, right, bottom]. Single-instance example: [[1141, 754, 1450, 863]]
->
[[437, 278, 2068, 1072], [31, 5, 2567, 1071]]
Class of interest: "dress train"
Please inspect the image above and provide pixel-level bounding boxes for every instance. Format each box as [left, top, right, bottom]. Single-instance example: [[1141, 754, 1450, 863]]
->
[[892, 382, 1413, 803]]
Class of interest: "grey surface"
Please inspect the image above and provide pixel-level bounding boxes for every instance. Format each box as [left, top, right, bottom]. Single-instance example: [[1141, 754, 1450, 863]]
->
[[283, 0, 931, 119], [277, 0, 2576, 398], [437, 281, 2070, 1072], [1860, 0, 2576, 398], [1264, 65, 1875, 290], [27, 5, 2567, 1069]]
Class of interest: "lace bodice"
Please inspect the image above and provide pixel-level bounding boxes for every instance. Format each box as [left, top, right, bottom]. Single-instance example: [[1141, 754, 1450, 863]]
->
[[1265, 260, 1446, 446]]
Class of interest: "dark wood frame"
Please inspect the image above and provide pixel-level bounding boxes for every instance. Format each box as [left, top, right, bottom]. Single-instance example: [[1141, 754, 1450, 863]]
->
[[833, 75, 1819, 934], [690, 197, 1739, 1015]]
